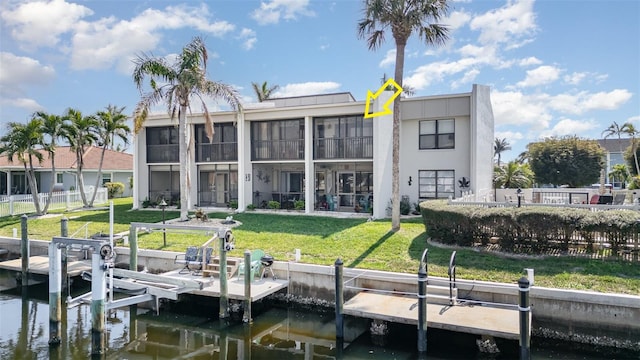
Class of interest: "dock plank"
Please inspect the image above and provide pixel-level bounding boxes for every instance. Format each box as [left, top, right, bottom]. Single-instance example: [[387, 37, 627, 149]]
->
[[0, 255, 90, 276], [343, 291, 522, 340]]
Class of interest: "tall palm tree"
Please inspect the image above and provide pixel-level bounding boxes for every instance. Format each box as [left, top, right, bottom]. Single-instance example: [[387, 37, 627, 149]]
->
[[494, 138, 511, 166], [133, 36, 242, 220], [358, 0, 449, 231], [608, 163, 629, 189], [602, 121, 631, 177], [621, 123, 639, 175], [89, 105, 131, 206], [35, 111, 71, 213], [0, 120, 45, 214], [251, 81, 279, 102], [381, 73, 414, 96], [65, 108, 99, 207]]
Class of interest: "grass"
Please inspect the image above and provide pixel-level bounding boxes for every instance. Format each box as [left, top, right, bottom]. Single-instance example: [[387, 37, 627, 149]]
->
[[1, 197, 638, 295]]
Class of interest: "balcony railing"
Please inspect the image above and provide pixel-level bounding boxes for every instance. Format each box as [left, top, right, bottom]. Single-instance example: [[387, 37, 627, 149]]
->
[[314, 137, 373, 159], [196, 142, 238, 162], [252, 139, 304, 161], [146, 144, 179, 163]]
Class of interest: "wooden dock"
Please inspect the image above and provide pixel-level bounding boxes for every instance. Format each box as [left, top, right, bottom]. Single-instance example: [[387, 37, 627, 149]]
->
[[0, 255, 91, 276], [343, 291, 523, 340]]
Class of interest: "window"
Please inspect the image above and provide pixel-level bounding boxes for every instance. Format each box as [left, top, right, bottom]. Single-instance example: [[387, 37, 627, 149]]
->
[[56, 173, 63, 183], [419, 119, 455, 149], [102, 173, 111, 185], [419, 170, 455, 199]]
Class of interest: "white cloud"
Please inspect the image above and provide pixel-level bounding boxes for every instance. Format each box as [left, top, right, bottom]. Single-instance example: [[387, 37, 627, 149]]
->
[[443, 10, 471, 31], [238, 28, 257, 50], [563, 72, 587, 85], [319, 44, 330, 51], [273, 81, 341, 97], [379, 49, 395, 68], [546, 89, 632, 114], [451, 69, 479, 89], [469, 0, 536, 46], [495, 130, 524, 142], [491, 89, 552, 130], [517, 65, 561, 87], [540, 118, 598, 138], [251, 0, 315, 25], [0, 97, 45, 113], [628, 115, 640, 123], [0, 52, 55, 98], [518, 56, 542, 67], [0, 0, 93, 49]]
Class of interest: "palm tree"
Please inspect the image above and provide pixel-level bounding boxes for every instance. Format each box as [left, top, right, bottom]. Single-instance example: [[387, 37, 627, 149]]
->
[[608, 163, 629, 189], [0, 120, 45, 214], [358, 0, 449, 231], [621, 123, 639, 175], [89, 105, 131, 206], [602, 121, 632, 177], [65, 108, 99, 207], [381, 73, 415, 96], [494, 138, 511, 166], [133, 36, 242, 220], [251, 81, 279, 102], [35, 111, 71, 213], [493, 161, 533, 189]]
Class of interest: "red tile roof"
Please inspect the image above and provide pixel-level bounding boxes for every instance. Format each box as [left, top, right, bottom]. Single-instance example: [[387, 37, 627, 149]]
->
[[0, 146, 132, 170]]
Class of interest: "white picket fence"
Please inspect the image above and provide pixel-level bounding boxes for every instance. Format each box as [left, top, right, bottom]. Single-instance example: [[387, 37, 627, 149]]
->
[[0, 187, 108, 217]]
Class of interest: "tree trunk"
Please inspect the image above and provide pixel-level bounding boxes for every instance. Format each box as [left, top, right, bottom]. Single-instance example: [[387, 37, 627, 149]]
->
[[179, 105, 189, 221], [89, 145, 107, 206], [77, 148, 89, 207], [25, 157, 42, 215], [632, 139, 640, 175], [391, 40, 406, 232], [43, 152, 56, 214]]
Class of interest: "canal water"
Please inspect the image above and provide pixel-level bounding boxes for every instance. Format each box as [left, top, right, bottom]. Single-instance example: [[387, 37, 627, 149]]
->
[[0, 272, 637, 359]]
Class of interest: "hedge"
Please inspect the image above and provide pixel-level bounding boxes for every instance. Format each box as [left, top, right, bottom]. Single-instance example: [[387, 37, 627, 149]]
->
[[420, 200, 640, 257]]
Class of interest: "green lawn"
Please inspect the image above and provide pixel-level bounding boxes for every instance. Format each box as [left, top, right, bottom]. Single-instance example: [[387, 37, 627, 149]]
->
[[1, 197, 638, 295]]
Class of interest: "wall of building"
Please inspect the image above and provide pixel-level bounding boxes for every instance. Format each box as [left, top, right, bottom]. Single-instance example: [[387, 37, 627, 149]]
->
[[470, 84, 495, 198]]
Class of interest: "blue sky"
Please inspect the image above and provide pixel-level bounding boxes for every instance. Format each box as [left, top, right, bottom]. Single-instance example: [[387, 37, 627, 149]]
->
[[1, 0, 638, 160]]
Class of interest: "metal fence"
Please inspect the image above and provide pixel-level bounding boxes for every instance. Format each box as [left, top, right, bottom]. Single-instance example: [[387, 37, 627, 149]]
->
[[0, 187, 108, 217]]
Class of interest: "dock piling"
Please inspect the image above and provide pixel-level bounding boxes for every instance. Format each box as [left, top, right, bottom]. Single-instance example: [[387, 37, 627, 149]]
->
[[518, 276, 531, 360], [417, 249, 428, 353], [91, 251, 107, 355], [242, 250, 252, 323], [335, 258, 344, 340], [60, 217, 69, 297], [129, 225, 137, 271], [20, 214, 29, 287], [48, 242, 61, 346], [219, 231, 229, 319]]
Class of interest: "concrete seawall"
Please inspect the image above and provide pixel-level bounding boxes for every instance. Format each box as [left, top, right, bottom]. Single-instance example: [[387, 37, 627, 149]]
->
[[1, 236, 638, 348]]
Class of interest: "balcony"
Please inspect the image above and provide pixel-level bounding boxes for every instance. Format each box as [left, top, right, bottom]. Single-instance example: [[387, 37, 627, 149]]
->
[[252, 139, 304, 161], [314, 137, 373, 159], [197, 142, 238, 162], [147, 144, 179, 163]]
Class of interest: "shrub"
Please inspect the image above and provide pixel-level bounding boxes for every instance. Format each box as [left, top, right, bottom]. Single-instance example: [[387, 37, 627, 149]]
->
[[268, 201, 281, 210], [142, 197, 150, 208], [294, 200, 305, 210], [105, 182, 125, 198], [247, 204, 257, 211], [229, 200, 238, 209], [195, 208, 208, 221], [400, 196, 411, 215]]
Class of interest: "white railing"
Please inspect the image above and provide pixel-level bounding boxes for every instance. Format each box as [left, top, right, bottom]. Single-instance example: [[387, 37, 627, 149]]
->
[[0, 187, 108, 217]]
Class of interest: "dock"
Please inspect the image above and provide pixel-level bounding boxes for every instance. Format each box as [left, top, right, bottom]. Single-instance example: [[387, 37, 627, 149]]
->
[[0, 255, 91, 276], [343, 291, 522, 340]]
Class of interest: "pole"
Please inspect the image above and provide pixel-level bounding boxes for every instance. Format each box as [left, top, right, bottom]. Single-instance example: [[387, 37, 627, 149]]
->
[[109, 201, 114, 304], [20, 214, 29, 287], [334, 258, 344, 340], [162, 206, 166, 247], [91, 251, 106, 356], [48, 242, 61, 346], [417, 249, 428, 353], [219, 232, 229, 319], [60, 217, 69, 296], [242, 250, 252, 323], [518, 276, 531, 360], [129, 225, 137, 271]]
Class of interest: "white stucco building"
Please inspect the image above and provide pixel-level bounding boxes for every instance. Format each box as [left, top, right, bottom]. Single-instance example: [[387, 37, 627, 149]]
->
[[132, 84, 494, 218]]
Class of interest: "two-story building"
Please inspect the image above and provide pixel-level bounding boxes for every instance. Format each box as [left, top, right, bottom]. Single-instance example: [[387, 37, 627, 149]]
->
[[132, 84, 494, 218]]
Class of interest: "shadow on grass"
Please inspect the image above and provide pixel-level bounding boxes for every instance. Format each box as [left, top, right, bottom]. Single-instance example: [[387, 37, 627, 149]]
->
[[347, 231, 394, 268], [70, 202, 180, 225]]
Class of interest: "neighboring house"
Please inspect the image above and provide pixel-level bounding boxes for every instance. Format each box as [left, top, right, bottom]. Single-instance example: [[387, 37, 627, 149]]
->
[[0, 146, 133, 197], [132, 84, 494, 218], [597, 138, 632, 188]]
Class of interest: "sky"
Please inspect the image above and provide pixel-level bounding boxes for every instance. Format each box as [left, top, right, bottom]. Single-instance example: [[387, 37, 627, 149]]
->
[[1, 0, 639, 160]]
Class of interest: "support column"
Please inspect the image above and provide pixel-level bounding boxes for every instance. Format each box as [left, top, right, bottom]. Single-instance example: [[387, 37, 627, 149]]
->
[[20, 214, 29, 287], [219, 232, 229, 319], [91, 252, 107, 356], [129, 225, 137, 271], [334, 258, 344, 339], [48, 242, 62, 346], [518, 276, 531, 360], [417, 249, 428, 353], [60, 218, 69, 297], [242, 250, 252, 323]]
